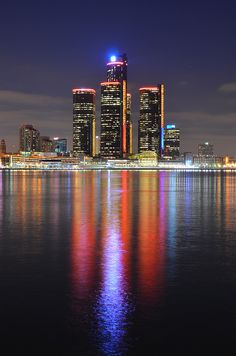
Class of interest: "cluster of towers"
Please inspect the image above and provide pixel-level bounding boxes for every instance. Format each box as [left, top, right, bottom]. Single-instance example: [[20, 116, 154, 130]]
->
[[19, 124, 67, 154], [72, 54, 167, 159]]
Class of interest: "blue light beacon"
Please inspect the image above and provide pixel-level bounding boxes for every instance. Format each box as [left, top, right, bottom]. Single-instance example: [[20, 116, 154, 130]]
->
[[110, 55, 117, 62]]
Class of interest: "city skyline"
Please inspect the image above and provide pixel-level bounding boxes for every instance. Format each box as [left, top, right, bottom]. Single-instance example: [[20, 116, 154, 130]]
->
[[1, 2, 236, 355], [0, 1, 235, 155], [0, 51, 234, 158]]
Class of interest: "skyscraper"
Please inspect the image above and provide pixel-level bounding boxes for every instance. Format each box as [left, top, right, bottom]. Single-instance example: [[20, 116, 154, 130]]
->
[[138, 84, 164, 156], [73, 88, 96, 157], [95, 136, 100, 156], [164, 124, 180, 159], [0, 139, 6, 154], [19, 124, 40, 152], [53, 137, 67, 155], [198, 142, 214, 156], [100, 82, 122, 158], [107, 54, 127, 83], [126, 93, 132, 155], [39, 136, 53, 152], [100, 54, 132, 158]]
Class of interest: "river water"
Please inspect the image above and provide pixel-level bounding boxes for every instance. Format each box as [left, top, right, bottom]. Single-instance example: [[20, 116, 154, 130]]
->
[[0, 170, 236, 355]]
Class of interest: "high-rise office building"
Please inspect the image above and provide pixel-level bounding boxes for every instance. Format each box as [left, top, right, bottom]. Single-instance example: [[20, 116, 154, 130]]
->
[[39, 136, 53, 152], [126, 93, 132, 155], [73, 88, 96, 157], [53, 137, 67, 155], [138, 84, 164, 156], [0, 139, 6, 154], [95, 136, 100, 156], [19, 124, 40, 152], [198, 142, 214, 156], [164, 124, 180, 159], [107, 54, 128, 83], [100, 54, 132, 158], [100, 82, 122, 158]]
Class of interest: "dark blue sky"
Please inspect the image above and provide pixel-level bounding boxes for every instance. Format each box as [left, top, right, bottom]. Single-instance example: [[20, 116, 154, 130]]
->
[[0, 0, 235, 154]]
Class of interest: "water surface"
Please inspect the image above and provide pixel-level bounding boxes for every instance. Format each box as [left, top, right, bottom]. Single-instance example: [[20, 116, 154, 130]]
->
[[1, 170, 236, 355]]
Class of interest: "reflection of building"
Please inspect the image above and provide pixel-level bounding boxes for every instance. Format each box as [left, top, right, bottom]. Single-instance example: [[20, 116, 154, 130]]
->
[[73, 88, 96, 157], [53, 137, 67, 154], [100, 54, 132, 158], [164, 124, 180, 159], [198, 142, 214, 156], [138, 85, 164, 157], [0, 139, 6, 153], [19, 124, 40, 152], [137, 172, 165, 303], [39, 136, 53, 152]]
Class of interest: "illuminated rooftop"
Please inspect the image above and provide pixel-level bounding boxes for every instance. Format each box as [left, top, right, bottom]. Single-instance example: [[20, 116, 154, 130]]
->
[[101, 82, 121, 86], [139, 87, 158, 91], [72, 88, 96, 94], [107, 61, 124, 66]]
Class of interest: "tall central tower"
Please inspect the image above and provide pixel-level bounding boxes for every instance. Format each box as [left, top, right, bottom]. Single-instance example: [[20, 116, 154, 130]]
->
[[100, 54, 132, 158]]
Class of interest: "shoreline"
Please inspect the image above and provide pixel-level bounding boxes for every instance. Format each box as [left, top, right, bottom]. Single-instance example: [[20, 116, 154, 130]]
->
[[1, 167, 236, 172]]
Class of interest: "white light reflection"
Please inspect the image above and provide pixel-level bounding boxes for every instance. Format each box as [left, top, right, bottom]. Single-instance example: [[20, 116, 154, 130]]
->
[[95, 171, 130, 355]]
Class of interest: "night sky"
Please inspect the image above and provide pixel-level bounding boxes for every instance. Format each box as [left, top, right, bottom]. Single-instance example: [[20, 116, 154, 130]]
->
[[0, 0, 235, 155]]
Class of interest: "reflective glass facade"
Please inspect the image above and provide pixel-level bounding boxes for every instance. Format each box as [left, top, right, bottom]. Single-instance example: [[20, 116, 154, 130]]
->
[[19, 124, 40, 152], [100, 83, 122, 158], [0, 139, 6, 154], [39, 136, 53, 152], [53, 138, 67, 154], [198, 142, 214, 156], [164, 125, 180, 159], [138, 86, 164, 156], [126, 93, 132, 154], [103, 54, 131, 157], [73, 89, 96, 157]]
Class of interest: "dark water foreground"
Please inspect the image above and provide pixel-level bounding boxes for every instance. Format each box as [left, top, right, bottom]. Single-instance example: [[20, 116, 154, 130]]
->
[[1, 170, 236, 355]]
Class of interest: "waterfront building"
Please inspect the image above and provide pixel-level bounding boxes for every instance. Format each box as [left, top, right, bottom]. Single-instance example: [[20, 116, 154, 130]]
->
[[95, 136, 100, 156], [164, 124, 180, 159], [9, 153, 79, 169], [138, 84, 165, 157], [0, 139, 6, 154], [73, 88, 96, 157], [129, 151, 158, 166], [127, 93, 132, 154], [100, 82, 122, 158], [193, 155, 223, 168], [39, 136, 53, 152], [19, 124, 40, 152], [184, 152, 194, 166], [198, 142, 214, 156], [100, 54, 132, 158], [53, 137, 67, 155]]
